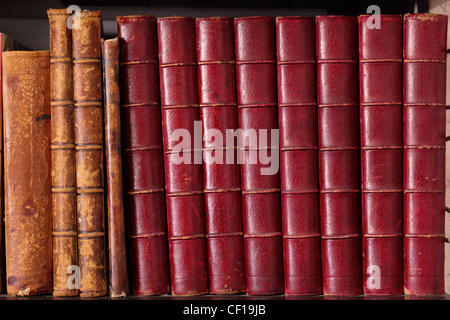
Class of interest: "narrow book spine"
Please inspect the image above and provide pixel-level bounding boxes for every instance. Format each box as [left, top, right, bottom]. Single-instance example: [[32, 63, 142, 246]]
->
[[158, 16, 208, 296], [403, 13, 447, 295], [116, 15, 170, 296], [72, 10, 107, 297], [235, 16, 284, 295], [276, 16, 322, 296], [48, 8, 78, 297], [3, 50, 52, 296], [316, 15, 362, 295], [102, 37, 129, 297], [196, 16, 245, 294], [359, 14, 403, 295]]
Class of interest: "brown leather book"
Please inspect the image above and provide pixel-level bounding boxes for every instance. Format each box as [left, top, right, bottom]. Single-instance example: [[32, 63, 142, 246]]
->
[[101, 37, 129, 297], [0, 33, 27, 294], [2, 50, 52, 296], [72, 10, 107, 297], [47, 8, 78, 297]]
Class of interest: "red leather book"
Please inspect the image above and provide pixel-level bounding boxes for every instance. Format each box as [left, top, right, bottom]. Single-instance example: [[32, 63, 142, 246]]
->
[[235, 16, 284, 295], [276, 16, 322, 295], [359, 15, 404, 295], [196, 17, 246, 294], [403, 13, 447, 296], [116, 15, 170, 296], [316, 15, 362, 295], [158, 16, 208, 296]]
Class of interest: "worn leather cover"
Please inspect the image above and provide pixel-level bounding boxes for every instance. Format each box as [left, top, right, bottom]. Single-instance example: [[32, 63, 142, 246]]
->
[[359, 15, 404, 295], [47, 8, 78, 297], [158, 16, 208, 296], [316, 16, 362, 295], [403, 13, 447, 295], [72, 10, 107, 297], [276, 16, 322, 296], [235, 16, 284, 295], [0, 33, 27, 294], [116, 15, 169, 296], [3, 51, 52, 296], [196, 17, 245, 294], [102, 37, 129, 297]]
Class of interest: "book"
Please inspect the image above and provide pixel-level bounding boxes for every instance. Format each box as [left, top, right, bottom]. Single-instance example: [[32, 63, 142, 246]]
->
[[196, 16, 246, 294], [316, 15, 362, 295], [403, 13, 447, 295], [158, 16, 208, 296], [429, 0, 450, 294], [116, 14, 170, 296], [234, 16, 284, 295], [101, 37, 129, 298], [276, 16, 322, 296], [72, 10, 107, 297], [359, 14, 403, 295], [2, 50, 52, 296], [0, 33, 27, 294], [47, 8, 78, 297]]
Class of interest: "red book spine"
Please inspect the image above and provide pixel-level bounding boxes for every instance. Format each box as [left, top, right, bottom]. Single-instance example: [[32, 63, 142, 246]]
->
[[316, 16, 362, 295], [403, 13, 447, 295], [235, 16, 284, 295], [196, 17, 246, 294], [116, 15, 170, 296], [158, 16, 208, 296], [359, 15, 403, 295], [276, 16, 322, 295]]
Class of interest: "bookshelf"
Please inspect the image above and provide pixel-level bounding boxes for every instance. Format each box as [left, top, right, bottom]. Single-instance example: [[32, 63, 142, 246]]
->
[[0, 0, 449, 303]]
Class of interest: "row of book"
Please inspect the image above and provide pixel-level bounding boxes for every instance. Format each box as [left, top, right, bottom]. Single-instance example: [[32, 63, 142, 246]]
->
[[0, 9, 446, 297]]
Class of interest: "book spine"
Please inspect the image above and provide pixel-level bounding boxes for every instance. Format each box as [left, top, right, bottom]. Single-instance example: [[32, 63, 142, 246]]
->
[[47, 8, 78, 297], [72, 10, 107, 297], [359, 15, 403, 295], [2, 50, 52, 296], [196, 17, 246, 294], [101, 37, 129, 297], [316, 15, 362, 295], [403, 13, 447, 295], [0, 33, 3, 294], [276, 16, 322, 296], [235, 16, 284, 295], [158, 16, 208, 296], [116, 15, 169, 296]]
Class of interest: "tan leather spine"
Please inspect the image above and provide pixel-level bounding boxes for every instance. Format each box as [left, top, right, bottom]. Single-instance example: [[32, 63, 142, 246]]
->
[[101, 37, 129, 297], [72, 10, 107, 297], [2, 50, 52, 296], [48, 8, 78, 297]]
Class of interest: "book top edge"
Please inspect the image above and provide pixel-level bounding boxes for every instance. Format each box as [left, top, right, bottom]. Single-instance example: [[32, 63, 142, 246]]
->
[[2, 50, 49, 58], [115, 14, 156, 22]]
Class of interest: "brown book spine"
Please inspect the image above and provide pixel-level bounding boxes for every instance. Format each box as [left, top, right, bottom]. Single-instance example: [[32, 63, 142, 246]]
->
[[101, 37, 129, 297], [47, 8, 78, 297], [72, 10, 107, 297], [2, 50, 52, 296]]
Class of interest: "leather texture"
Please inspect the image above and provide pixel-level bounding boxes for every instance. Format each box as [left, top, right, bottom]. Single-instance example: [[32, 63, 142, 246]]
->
[[316, 16, 362, 295], [403, 13, 447, 295], [276, 16, 322, 296], [359, 15, 404, 295], [0, 34, 28, 294], [158, 17, 208, 296], [235, 16, 284, 295], [3, 51, 52, 296], [196, 17, 246, 294], [47, 8, 78, 297], [102, 37, 129, 297], [116, 15, 170, 296], [72, 10, 107, 297]]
